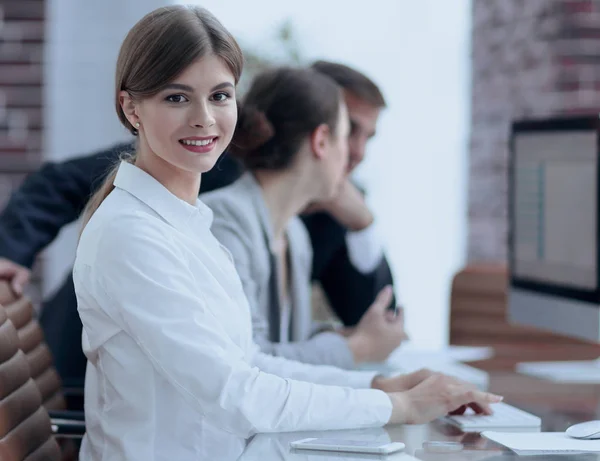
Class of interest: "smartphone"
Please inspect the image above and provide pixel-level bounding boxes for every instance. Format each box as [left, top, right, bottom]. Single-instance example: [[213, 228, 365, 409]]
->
[[290, 438, 405, 455]]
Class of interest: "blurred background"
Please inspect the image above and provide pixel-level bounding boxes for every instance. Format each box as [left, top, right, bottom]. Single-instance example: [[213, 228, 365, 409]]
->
[[1, 0, 596, 349]]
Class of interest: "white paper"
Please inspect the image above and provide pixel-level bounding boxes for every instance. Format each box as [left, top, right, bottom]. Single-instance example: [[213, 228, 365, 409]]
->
[[389, 344, 494, 363], [357, 345, 492, 390], [291, 453, 420, 461], [517, 359, 600, 383], [483, 431, 600, 455]]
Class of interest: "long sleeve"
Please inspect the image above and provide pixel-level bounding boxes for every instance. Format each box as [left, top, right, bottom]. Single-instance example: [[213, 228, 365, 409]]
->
[[209, 217, 356, 368], [302, 211, 396, 327], [251, 348, 375, 388], [83, 215, 391, 437], [0, 144, 127, 267], [320, 248, 396, 327], [199, 153, 244, 193], [345, 221, 385, 274]]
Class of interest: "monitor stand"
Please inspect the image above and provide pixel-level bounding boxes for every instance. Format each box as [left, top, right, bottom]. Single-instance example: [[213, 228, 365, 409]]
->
[[516, 358, 600, 383]]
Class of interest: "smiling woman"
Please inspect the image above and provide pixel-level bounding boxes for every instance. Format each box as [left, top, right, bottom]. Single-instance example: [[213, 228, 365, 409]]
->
[[165, 81, 235, 154], [73, 5, 501, 461], [121, 55, 238, 201], [80, 6, 243, 227]]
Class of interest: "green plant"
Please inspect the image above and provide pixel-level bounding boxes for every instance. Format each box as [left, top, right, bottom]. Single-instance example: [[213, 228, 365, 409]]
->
[[238, 19, 304, 96]]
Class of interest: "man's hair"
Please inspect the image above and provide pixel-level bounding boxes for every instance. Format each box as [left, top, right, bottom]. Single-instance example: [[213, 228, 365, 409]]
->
[[311, 60, 386, 108]]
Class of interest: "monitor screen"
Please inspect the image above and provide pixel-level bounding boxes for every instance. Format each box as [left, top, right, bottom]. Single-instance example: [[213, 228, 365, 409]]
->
[[511, 128, 598, 293]]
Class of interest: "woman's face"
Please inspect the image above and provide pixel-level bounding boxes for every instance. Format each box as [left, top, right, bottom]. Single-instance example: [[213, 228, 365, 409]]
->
[[130, 54, 238, 175], [322, 101, 350, 198]]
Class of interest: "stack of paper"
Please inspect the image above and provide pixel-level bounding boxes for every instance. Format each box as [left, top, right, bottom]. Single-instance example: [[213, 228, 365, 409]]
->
[[483, 431, 600, 456]]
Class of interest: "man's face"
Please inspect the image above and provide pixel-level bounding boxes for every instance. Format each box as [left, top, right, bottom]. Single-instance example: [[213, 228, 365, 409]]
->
[[343, 90, 381, 173]]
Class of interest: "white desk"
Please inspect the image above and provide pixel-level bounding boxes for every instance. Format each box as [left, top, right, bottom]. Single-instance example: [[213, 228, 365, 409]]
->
[[195, 422, 521, 460]]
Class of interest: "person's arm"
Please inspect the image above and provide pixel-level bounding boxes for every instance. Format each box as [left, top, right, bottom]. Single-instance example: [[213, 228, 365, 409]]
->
[[0, 143, 128, 267], [303, 180, 396, 327], [303, 210, 395, 326], [251, 347, 375, 388], [322, 242, 395, 327], [211, 212, 405, 368], [87, 216, 393, 437]]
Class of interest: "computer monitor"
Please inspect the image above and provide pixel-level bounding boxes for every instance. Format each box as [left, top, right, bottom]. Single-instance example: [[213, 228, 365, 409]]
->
[[508, 115, 600, 342]]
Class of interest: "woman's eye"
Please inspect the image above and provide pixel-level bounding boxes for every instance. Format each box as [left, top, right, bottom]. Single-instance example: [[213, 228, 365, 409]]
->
[[165, 94, 188, 103], [212, 92, 230, 102]]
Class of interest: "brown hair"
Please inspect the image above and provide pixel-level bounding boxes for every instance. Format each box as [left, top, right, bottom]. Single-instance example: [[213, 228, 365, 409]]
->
[[81, 5, 244, 229], [311, 60, 386, 108], [230, 67, 342, 170]]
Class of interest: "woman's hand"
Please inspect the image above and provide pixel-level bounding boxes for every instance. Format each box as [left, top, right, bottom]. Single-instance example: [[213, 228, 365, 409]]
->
[[384, 373, 503, 425]]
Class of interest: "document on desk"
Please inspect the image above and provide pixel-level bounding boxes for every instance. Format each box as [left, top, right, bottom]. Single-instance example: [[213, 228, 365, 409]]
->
[[483, 431, 600, 455], [383, 344, 494, 366], [290, 454, 420, 461], [516, 359, 600, 383]]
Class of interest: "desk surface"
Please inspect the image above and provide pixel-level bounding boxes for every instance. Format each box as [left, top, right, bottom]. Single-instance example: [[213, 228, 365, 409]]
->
[[206, 344, 600, 460]]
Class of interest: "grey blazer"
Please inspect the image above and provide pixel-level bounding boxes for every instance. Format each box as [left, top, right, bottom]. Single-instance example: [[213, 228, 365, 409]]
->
[[202, 173, 354, 368]]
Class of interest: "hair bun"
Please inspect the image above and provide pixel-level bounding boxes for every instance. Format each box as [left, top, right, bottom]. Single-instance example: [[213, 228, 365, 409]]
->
[[231, 105, 275, 155]]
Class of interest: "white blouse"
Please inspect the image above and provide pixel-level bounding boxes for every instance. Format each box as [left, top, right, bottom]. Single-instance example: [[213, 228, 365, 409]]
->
[[73, 162, 392, 461]]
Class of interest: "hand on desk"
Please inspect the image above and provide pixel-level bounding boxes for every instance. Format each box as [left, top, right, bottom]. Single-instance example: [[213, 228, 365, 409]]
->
[[346, 286, 408, 363], [374, 369, 503, 425], [0, 258, 31, 295]]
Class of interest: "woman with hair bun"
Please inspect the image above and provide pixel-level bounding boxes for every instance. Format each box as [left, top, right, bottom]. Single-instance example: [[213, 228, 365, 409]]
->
[[203, 67, 405, 369]]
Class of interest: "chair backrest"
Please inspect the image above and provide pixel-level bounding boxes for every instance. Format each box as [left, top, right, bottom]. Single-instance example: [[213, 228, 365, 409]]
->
[[449, 264, 589, 345], [0, 303, 61, 461], [0, 282, 65, 411]]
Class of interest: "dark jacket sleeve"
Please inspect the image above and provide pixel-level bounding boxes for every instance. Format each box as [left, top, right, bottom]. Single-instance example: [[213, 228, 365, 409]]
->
[[302, 211, 395, 327], [199, 154, 244, 194], [0, 143, 130, 267]]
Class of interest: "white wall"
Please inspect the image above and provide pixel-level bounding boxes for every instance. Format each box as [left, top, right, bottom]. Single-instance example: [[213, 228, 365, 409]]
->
[[43, 0, 170, 298], [43, 0, 471, 349], [192, 0, 472, 349]]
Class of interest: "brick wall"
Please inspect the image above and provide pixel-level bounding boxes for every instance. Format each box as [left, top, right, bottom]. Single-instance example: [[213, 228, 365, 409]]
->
[[0, 0, 45, 302], [469, 0, 600, 261]]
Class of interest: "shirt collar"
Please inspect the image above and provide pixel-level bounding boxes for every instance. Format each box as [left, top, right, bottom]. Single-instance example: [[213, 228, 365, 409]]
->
[[113, 161, 213, 231]]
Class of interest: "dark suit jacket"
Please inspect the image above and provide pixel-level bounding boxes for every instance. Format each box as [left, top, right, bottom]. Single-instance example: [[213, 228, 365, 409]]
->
[[0, 142, 395, 383]]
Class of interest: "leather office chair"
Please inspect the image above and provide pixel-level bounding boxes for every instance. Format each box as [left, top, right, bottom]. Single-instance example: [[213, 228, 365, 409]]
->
[[0, 282, 66, 412], [449, 264, 587, 345], [0, 296, 84, 461], [0, 302, 62, 461]]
